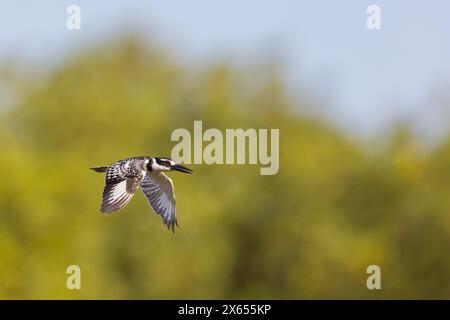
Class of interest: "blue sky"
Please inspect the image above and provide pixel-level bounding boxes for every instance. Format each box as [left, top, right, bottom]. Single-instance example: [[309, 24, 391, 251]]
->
[[1, 0, 449, 137]]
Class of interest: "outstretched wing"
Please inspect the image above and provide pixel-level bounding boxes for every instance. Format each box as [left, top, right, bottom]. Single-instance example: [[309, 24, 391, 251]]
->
[[140, 172, 177, 232], [100, 163, 145, 214]]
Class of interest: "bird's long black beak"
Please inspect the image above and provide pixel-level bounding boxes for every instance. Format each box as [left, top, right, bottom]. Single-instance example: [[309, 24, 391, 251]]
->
[[171, 164, 193, 174]]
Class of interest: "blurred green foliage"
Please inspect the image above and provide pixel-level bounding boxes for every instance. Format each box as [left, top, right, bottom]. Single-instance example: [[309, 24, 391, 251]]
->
[[0, 37, 450, 299]]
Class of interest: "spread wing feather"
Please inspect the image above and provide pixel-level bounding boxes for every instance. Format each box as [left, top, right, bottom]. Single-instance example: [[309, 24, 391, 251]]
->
[[100, 162, 145, 213], [140, 172, 178, 232]]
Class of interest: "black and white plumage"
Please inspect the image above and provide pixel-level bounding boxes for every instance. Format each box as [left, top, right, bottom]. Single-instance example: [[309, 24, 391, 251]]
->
[[90, 157, 192, 232]]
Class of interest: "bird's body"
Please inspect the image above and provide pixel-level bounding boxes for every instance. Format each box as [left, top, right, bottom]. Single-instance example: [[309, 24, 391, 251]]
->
[[90, 157, 192, 232]]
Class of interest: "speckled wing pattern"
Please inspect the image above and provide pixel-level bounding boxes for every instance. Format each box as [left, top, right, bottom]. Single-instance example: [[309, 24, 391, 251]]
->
[[100, 158, 147, 213], [140, 172, 178, 232]]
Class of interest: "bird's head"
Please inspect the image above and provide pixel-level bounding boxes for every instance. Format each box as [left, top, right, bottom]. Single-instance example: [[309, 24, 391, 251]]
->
[[147, 157, 193, 174]]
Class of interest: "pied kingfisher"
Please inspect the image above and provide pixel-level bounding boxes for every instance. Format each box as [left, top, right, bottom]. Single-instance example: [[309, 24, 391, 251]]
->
[[90, 157, 192, 232]]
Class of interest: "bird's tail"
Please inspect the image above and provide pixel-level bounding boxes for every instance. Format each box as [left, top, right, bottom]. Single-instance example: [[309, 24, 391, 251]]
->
[[90, 166, 108, 173]]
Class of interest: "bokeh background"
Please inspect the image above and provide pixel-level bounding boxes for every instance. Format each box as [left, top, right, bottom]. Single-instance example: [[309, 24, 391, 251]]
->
[[1, 1, 450, 299]]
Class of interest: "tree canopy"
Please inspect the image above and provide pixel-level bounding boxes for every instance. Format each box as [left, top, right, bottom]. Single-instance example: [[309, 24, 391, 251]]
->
[[0, 37, 449, 299]]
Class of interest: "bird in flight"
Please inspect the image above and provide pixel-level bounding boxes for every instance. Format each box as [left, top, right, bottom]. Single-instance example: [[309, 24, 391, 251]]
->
[[90, 157, 192, 232]]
